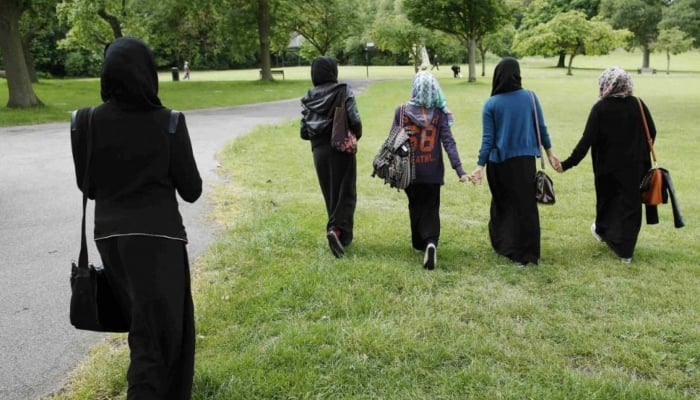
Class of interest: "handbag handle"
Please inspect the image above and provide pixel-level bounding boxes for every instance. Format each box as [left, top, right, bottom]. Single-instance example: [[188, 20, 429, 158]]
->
[[529, 90, 546, 170], [78, 107, 95, 269], [636, 97, 657, 167]]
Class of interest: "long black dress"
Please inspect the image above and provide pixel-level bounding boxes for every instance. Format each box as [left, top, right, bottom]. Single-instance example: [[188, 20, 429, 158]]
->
[[561, 96, 656, 259]]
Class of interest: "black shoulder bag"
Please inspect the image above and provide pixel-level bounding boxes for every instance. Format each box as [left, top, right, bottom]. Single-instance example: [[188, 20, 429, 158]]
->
[[530, 91, 556, 205], [69, 107, 129, 332]]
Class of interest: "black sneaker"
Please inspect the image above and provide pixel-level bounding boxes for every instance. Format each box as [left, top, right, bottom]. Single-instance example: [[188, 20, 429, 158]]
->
[[327, 230, 344, 258], [423, 243, 436, 270]]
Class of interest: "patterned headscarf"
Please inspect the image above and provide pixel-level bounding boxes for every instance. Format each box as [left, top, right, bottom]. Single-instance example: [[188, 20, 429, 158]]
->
[[598, 66, 634, 99], [409, 71, 447, 109]]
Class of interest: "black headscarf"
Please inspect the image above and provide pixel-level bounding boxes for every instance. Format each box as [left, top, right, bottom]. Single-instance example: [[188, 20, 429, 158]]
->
[[311, 56, 338, 87], [100, 37, 163, 111], [491, 57, 522, 96]]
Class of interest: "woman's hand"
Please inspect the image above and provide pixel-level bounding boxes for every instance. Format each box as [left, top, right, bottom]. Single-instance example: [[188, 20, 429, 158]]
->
[[468, 166, 485, 185]]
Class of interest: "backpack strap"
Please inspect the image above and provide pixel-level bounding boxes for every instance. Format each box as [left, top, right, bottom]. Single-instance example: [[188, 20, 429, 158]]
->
[[168, 110, 181, 134]]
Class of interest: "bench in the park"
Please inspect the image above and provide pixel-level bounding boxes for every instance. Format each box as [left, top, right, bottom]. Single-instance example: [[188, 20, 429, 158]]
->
[[260, 69, 285, 80], [637, 67, 657, 74]]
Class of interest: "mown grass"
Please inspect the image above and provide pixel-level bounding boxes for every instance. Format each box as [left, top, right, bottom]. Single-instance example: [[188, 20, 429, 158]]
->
[[46, 51, 699, 399]]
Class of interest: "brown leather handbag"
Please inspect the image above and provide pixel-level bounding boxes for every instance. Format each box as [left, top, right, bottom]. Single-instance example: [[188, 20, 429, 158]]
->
[[637, 97, 663, 206]]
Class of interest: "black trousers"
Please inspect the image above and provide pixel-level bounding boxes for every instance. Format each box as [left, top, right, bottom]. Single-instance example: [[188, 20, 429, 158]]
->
[[312, 143, 357, 246], [405, 183, 441, 251], [96, 236, 195, 400], [486, 156, 540, 265]]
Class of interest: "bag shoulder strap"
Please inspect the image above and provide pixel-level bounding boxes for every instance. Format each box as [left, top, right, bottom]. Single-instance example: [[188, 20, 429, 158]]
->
[[78, 107, 96, 268], [169, 110, 180, 134], [636, 97, 657, 166], [529, 90, 545, 170]]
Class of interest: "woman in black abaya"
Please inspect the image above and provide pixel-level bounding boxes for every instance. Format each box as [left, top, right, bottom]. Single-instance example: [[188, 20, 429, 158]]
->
[[557, 66, 656, 263]]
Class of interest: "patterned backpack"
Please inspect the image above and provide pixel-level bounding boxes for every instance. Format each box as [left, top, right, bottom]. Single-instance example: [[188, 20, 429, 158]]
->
[[372, 105, 415, 190]]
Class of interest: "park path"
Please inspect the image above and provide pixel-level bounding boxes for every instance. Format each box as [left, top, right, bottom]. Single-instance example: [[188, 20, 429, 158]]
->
[[0, 79, 373, 400]]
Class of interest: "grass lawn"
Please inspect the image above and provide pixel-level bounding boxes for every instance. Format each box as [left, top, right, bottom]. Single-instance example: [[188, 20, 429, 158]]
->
[[42, 51, 700, 399]]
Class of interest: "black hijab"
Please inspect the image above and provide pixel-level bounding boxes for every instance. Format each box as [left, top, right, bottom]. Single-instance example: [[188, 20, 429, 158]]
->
[[491, 57, 522, 96], [100, 37, 163, 111], [311, 56, 338, 87]]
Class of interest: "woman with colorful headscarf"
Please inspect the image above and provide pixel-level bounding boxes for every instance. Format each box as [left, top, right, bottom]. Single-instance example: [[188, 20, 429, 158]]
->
[[70, 37, 201, 399], [469, 57, 561, 267], [300, 56, 363, 258], [556, 66, 657, 263], [390, 71, 468, 270]]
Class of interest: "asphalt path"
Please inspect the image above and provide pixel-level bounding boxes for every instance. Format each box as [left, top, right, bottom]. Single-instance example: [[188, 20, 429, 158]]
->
[[0, 79, 372, 400]]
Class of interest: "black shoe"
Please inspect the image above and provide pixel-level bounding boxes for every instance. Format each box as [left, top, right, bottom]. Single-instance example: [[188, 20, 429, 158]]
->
[[423, 243, 436, 270], [327, 230, 344, 258]]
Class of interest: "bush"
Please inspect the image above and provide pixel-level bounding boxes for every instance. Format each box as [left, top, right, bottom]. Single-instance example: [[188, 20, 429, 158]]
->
[[64, 50, 102, 77]]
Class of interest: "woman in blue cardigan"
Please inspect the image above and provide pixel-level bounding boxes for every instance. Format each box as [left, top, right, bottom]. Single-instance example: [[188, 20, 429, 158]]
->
[[469, 58, 560, 267]]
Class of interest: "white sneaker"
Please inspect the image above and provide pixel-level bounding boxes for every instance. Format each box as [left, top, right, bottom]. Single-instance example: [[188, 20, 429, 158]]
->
[[620, 258, 632, 264], [423, 243, 436, 270], [590, 223, 602, 242]]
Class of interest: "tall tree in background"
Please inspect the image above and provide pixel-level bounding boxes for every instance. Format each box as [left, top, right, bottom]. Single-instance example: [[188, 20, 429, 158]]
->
[[514, 11, 629, 75], [659, 0, 700, 48], [257, 0, 273, 80], [403, 0, 510, 82], [599, 0, 668, 69], [650, 27, 694, 74], [518, 0, 600, 67], [278, 0, 361, 56], [0, 0, 43, 108]]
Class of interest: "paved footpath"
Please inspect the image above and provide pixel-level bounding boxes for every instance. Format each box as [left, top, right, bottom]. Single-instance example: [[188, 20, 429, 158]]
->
[[0, 79, 372, 400]]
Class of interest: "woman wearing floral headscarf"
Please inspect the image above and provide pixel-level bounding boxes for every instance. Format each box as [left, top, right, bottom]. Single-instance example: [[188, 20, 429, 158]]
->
[[556, 66, 656, 263], [390, 71, 468, 270], [468, 57, 561, 267]]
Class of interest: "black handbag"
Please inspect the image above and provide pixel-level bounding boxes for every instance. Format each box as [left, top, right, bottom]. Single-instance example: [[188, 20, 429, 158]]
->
[[530, 91, 555, 205], [69, 107, 129, 332], [330, 85, 357, 154]]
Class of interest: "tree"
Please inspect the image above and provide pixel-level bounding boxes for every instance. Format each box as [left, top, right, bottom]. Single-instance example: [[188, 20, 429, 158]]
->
[[514, 11, 630, 75], [650, 27, 694, 74], [278, 0, 361, 56], [404, 0, 510, 82], [517, 0, 601, 67], [659, 0, 700, 48], [478, 24, 516, 76], [599, 0, 667, 69], [0, 0, 43, 108], [257, 0, 273, 80]]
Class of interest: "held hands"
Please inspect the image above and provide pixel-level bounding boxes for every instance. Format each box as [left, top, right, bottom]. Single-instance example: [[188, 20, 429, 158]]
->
[[467, 166, 485, 185], [546, 150, 563, 173], [459, 174, 469, 183]]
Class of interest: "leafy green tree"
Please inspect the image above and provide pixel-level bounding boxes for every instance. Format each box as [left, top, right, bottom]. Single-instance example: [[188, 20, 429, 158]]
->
[[518, 0, 601, 67], [650, 27, 694, 74], [403, 0, 510, 82], [277, 0, 361, 56], [599, 0, 668, 69], [659, 0, 700, 48], [0, 0, 43, 108], [514, 11, 630, 75], [478, 24, 516, 76]]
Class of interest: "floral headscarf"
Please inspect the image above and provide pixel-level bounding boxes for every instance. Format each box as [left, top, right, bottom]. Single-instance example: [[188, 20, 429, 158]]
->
[[598, 66, 634, 99], [408, 71, 454, 125]]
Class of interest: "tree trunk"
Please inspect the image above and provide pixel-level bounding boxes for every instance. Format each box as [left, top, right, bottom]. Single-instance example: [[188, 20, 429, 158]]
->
[[22, 32, 37, 83], [480, 48, 486, 77], [467, 38, 477, 82], [642, 44, 650, 69], [97, 5, 123, 38], [257, 0, 272, 80], [0, 0, 43, 108], [666, 50, 670, 75], [557, 52, 566, 68], [567, 54, 576, 76]]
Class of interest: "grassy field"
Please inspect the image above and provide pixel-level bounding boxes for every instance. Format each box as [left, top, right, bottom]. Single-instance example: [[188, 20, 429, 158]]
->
[[42, 50, 700, 399]]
